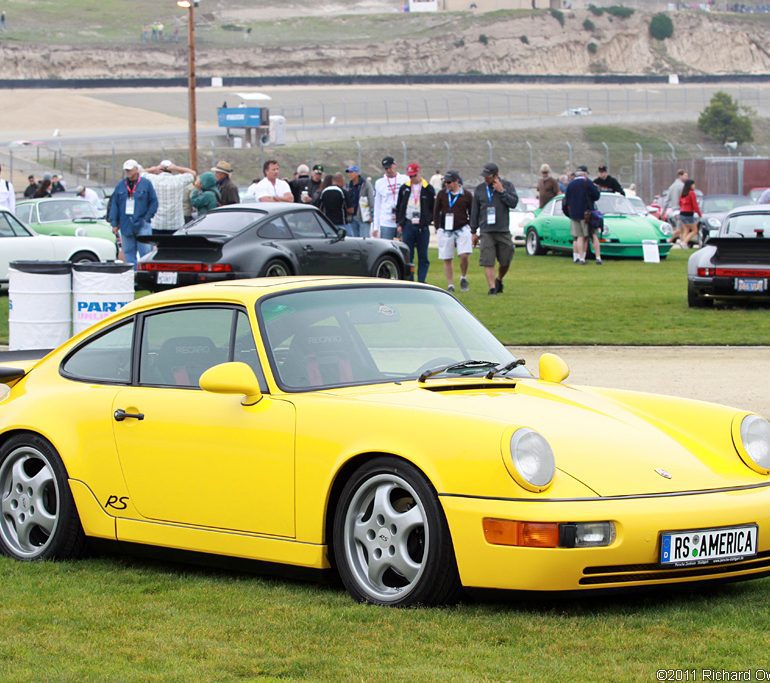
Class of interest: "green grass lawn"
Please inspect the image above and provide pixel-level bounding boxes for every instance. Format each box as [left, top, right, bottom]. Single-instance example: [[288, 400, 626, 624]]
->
[[1, 555, 768, 681], [4, 249, 762, 347]]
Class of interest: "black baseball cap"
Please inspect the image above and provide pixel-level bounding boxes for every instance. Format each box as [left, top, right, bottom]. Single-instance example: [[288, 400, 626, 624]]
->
[[481, 163, 499, 177], [381, 156, 395, 169], [598, 164, 608, 172], [577, 165, 589, 173], [312, 164, 324, 173], [443, 170, 461, 183]]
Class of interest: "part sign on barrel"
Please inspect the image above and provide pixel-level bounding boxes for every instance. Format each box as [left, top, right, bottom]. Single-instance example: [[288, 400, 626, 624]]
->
[[72, 262, 135, 335]]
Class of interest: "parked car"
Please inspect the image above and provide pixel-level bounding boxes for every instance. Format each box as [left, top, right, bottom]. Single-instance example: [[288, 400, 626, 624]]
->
[[15, 197, 115, 246], [749, 187, 769, 203], [697, 194, 750, 244], [509, 204, 536, 246], [0, 208, 117, 284], [135, 203, 411, 291], [524, 192, 674, 259], [687, 204, 770, 307], [2, 277, 770, 605]]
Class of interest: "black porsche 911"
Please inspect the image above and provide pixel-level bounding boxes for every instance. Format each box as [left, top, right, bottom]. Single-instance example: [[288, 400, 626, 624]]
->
[[135, 204, 411, 291]]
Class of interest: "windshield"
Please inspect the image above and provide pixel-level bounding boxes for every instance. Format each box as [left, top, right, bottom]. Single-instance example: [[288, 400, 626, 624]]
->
[[260, 286, 522, 390], [722, 213, 770, 237], [37, 199, 98, 222], [626, 197, 647, 215], [182, 209, 266, 235], [701, 196, 749, 214], [596, 195, 637, 215]]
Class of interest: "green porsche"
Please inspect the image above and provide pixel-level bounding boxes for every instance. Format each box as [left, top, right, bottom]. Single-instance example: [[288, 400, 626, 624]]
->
[[15, 197, 116, 247], [524, 192, 674, 259]]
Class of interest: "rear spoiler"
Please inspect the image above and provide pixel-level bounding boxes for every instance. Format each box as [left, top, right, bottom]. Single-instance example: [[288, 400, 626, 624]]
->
[[0, 349, 52, 387], [709, 237, 770, 264], [136, 234, 228, 246]]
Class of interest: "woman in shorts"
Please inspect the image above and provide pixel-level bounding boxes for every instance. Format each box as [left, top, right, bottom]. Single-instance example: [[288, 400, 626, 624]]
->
[[678, 179, 701, 248]]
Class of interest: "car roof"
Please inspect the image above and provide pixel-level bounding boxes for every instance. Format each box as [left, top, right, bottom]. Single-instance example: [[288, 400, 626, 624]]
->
[[208, 202, 317, 215], [726, 204, 770, 216], [17, 196, 89, 204], [119, 277, 432, 313]]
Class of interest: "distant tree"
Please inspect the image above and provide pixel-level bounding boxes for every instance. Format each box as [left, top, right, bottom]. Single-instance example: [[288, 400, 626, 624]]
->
[[588, 4, 604, 16], [607, 6, 634, 18], [520, 35, 530, 44], [583, 18, 595, 32], [479, 34, 488, 45], [587, 42, 598, 55], [697, 91, 754, 145], [549, 9, 565, 27], [649, 13, 674, 40]]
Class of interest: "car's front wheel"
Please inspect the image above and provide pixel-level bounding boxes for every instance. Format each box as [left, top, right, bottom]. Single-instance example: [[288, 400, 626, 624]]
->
[[0, 435, 86, 560], [332, 457, 460, 606], [525, 229, 546, 256], [69, 251, 99, 264], [371, 255, 402, 280], [688, 283, 713, 308]]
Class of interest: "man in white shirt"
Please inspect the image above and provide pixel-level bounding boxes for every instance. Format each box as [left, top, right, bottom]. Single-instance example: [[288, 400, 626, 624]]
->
[[373, 156, 407, 239], [75, 185, 104, 215], [0, 164, 15, 214], [142, 159, 196, 233], [247, 160, 293, 203]]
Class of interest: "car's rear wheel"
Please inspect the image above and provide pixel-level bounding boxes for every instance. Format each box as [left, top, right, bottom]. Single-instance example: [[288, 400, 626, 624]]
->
[[332, 457, 460, 606], [69, 251, 99, 264], [260, 259, 291, 278], [0, 435, 85, 560], [525, 229, 546, 256], [688, 283, 713, 308], [371, 255, 401, 280]]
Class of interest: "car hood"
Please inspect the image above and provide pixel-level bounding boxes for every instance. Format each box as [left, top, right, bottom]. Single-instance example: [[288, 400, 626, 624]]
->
[[329, 378, 756, 496], [604, 215, 664, 238]]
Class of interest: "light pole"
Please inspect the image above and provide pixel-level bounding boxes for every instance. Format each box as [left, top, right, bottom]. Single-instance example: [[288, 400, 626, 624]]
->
[[177, 0, 197, 171]]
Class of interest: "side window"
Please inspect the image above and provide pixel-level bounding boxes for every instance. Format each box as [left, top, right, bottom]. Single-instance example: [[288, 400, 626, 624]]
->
[[15, 205, 33, 224], [284, 210, 328, 239], [233, 310, 267, 391], [0, 213, 15, 237], [257, 218, 290, 239], [61, 320, 134, 384], [139, 308, 231, 387], [552, 199, 562, 217], [6, 213, 31, 236]]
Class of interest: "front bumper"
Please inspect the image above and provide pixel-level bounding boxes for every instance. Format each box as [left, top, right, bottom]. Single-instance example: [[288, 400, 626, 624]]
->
[[440, 485, 770, 591]]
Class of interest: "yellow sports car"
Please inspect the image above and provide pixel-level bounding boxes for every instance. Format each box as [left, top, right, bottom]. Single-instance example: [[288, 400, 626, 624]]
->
[[1, 277, 769, 606]]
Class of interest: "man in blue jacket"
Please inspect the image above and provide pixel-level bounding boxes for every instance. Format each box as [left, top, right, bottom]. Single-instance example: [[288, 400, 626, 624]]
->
[[563, 165, 601, 265], [109, 159, 158, 266]]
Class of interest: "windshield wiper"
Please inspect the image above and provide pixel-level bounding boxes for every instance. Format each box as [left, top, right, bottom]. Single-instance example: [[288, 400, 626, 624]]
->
[[485, 358, 526, 379], [418, 360, 498, 383]]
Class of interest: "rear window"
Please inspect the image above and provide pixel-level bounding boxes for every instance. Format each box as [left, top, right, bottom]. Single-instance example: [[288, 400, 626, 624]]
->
[[183, 210, 266, 236]]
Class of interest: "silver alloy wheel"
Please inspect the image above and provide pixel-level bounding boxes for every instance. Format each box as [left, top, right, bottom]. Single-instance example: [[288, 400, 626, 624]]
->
[[265, 261, 289, 277], [0, 446, 60, 558], [525, 230, 539, 256], [374, 258, 400, 279], [342, 473, 429, 603]]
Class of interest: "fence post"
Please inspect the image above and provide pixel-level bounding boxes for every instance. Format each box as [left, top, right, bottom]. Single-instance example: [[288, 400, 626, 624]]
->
[[355, 140, 362, 169], [525, 141, 533, 176], [486, 140, 493, 163], [444, 141, 451, 170], [601, 142, 609, 169], [666, 140, 677, 162], [8, 148, 13, 182], [401, 140, 408, 168], [566, 142, 573, 169]]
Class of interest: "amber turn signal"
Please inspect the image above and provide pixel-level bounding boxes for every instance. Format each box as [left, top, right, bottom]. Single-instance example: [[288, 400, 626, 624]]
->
[[483, 519, 560, 548]]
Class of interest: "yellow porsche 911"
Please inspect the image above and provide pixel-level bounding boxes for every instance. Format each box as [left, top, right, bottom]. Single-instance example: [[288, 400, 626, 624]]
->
[[1, 277, 769, 606]]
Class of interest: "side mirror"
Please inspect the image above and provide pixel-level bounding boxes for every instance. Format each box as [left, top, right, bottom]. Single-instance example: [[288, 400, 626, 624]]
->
[[199, 362, 263, 405], [538, 353, 570, 383], [335, 228, 346, 240]]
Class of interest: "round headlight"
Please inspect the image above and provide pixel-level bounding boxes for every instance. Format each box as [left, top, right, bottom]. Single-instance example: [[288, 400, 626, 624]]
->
[[508, 428, 555, 491], [739, 415, 770, 472], [659, 222, 673, 236], [707, 217, 721, 228], [75, 227, 87, 237]]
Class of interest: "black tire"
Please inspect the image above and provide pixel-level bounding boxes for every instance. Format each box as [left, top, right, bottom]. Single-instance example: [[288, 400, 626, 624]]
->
[[332, 456, 461, 606], [525, 228, 546, 256], [259, 259, 291, 278], [688, 283, 713, 308], [69, 251, 99, 264], [371, 255, 402, 280], [0, 434, 86, 561]]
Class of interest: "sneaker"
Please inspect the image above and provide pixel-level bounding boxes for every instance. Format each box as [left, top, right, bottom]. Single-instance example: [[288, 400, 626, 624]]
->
[[578, 259, 586, 265], [596, 259, 603, 265], [494, 278, 504, 294], [447, 284, 455, 292], [488, 288, 497, 296], [460, 277, 469, 292]]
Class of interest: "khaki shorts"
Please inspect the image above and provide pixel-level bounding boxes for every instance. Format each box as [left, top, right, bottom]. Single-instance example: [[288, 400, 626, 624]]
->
[[479, 231, 514, 267], [570, 219, 589, 238]]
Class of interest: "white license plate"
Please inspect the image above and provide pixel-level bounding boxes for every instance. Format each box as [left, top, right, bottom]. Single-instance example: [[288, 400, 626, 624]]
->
[[735, 278, 766, 293], [157, 272, 178, 285], [660, 524, 758, 567]]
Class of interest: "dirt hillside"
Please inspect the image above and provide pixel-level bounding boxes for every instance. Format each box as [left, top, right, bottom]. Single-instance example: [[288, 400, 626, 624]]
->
[[0, 9, 767, 79]]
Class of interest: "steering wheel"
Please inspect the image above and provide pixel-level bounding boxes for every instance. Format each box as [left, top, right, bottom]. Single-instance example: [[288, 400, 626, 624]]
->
[[415, 356, 458, 375]]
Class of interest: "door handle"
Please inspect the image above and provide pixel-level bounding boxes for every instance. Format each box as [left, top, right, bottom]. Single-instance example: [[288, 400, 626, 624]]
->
[[303, 245, 314, 251], [114, 409, 144, 422]]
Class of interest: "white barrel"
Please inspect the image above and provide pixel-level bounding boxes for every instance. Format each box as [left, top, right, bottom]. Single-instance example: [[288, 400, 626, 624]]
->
[[8, 261, 72, 351], [72, 262, 135, 335]]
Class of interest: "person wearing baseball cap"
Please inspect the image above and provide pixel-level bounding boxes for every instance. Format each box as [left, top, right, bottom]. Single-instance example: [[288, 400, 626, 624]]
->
[[593, 164, 625, 196], [434, 171, 473, 292], [345, 164, 375, 237], [108, 159, 158, 266], [563, 164, 601, 265], [141, 158, 197, 234], [470, 163, 519, 295], [537, 163, 559, 209], [395, 163, 435, 282], [372, 156, 408, 239]]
